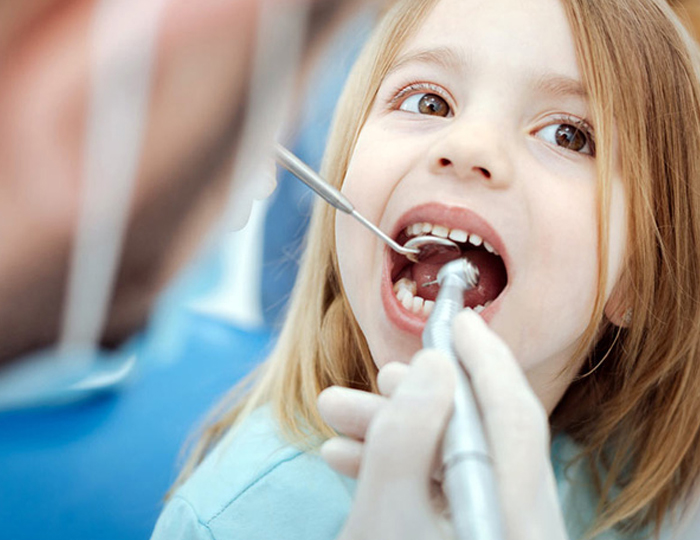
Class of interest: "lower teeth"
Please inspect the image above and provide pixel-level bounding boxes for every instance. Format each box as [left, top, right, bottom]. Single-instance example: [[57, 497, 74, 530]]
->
[[396, 285, 434, 316], [393, 277, 491, 316]]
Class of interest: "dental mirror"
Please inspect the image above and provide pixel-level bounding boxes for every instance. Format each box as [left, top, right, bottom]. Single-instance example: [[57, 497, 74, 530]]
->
[[403, 235, 461, 262], [275, 144, 461, 263]]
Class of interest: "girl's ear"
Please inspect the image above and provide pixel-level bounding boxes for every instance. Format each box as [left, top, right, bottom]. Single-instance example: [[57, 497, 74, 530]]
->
[[604, 280, 632, 328]]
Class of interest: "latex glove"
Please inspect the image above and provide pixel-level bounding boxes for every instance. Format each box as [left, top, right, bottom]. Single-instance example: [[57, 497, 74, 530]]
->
[[319, 347, 457, 540], [317, 309, 569, 540]]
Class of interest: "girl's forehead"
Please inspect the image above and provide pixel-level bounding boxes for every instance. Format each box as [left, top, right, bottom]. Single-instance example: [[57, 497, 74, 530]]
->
[[398, 0, 580, 81]]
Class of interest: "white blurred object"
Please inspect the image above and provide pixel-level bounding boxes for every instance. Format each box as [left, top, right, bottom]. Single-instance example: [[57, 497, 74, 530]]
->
[[191, 198, 270, 329], [220, 0, 308, 233], [0, 0, 165, 410], [59, 0, 165, 361], [192, 0, 309, 329]]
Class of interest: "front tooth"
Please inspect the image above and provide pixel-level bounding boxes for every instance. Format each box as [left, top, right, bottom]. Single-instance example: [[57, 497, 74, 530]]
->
[[469, 234, 483, 247], [421, 223, 433, 234], [423, 300, 435, 316], [412, 296, 425, 314], [408, 224, 420, 237], [474, 304, 485, 313], [483, 240, 497, 254], [432, 225, 449, 238], [449, 229, 468, 243]]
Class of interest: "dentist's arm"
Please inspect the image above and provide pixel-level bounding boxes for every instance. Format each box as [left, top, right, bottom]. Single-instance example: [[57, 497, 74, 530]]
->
[[317, 310, 568, 540]]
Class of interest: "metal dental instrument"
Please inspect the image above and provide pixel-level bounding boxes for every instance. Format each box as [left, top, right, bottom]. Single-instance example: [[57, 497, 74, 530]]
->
[[274, 144, 460, 262], [423, 258, 505, 540], [404, 234, 461, 260]]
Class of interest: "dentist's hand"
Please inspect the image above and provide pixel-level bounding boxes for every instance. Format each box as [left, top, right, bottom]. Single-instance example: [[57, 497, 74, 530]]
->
[[317, 309, 569, 540], [319, 348, 456, 540]]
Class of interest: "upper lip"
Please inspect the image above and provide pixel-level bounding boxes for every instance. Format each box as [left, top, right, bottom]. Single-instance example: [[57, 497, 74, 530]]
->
[[388, 201, 511, 276]]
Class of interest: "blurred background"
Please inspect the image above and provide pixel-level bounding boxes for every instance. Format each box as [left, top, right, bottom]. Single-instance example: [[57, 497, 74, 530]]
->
[[0, 7, 374, 539]]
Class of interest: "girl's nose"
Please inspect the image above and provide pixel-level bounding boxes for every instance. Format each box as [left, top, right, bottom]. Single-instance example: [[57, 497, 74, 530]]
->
[[428, 116, 514, 188]]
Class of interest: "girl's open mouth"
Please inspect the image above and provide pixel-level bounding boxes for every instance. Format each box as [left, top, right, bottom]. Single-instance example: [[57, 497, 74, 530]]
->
[[382, 206, 509, 333]]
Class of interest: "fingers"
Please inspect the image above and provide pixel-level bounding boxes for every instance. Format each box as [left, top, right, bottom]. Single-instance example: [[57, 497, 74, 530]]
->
[[317, 386, 385, 440], [377, 361, 409, 396], [317, 386, 384, 479], [320, 437, 363, 478], [362, 349, 456, 482], [337, 350, 457, 540], [317, 360, 411, 441], [318, 359, 424, 480]]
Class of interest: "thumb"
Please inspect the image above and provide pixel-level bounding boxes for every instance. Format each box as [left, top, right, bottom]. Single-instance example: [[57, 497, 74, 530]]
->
[[450, 310, 568, 540]]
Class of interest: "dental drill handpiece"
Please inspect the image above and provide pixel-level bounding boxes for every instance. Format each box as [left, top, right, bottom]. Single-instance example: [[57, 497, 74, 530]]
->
[[423, 259, 505, 540]]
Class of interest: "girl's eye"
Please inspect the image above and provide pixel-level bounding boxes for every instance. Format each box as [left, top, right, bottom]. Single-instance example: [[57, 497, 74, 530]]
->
[[399, 92, 451, 117], [536, 122, 595, 156]]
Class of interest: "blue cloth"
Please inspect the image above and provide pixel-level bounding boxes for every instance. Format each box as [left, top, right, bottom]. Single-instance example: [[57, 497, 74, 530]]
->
[[552, 436, 624, 540], [151, 406, 354, 540], [0, 310, 273, 540]]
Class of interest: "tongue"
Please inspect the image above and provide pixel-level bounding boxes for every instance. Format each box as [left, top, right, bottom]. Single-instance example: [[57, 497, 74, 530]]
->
[[412, 250, 506, 306]]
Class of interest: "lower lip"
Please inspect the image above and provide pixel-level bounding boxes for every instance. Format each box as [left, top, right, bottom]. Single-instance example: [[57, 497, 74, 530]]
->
[[380, 252, 503, 336]]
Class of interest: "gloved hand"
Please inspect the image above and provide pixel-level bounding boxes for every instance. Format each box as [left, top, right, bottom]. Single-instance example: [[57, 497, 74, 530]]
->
[[317, 309, 569, 540]]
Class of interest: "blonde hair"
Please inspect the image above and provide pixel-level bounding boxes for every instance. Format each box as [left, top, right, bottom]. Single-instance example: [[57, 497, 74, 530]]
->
[[671, 0, 700, 41], [178, 0, 700, 537], [552, 1, 700, 536]]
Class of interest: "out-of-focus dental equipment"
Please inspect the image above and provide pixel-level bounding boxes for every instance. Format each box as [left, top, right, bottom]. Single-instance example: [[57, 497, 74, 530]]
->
[[224, 8, 309, 233], [423, 258, 505, 540], [275, 144, 460, 262], [0, 0, 309, 411], [0, 0, 167, 410]]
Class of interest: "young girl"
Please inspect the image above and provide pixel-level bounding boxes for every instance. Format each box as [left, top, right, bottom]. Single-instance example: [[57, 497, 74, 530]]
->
[[152, 0, 700, 539]]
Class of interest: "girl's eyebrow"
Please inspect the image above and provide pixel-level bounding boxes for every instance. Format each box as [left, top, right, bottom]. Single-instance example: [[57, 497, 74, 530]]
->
[[387, 46, 467, 77], [531, 72, 588, 101], [387, 47, 588, 103]]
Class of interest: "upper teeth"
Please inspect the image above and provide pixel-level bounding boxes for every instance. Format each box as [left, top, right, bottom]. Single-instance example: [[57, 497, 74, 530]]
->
[[405, 222, 498, 255]]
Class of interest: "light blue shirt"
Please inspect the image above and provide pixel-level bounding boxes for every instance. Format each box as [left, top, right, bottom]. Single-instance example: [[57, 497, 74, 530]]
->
[[552, 435, 625, 540], [152, 407, 655, 540], [151, 406, 354, 540]]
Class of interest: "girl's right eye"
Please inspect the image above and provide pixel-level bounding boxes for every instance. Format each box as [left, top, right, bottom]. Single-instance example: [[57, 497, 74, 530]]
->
[[398, 92, 452, 117]]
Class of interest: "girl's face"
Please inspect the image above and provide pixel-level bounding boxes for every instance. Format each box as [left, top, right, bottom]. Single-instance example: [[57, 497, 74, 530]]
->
[[335, 0, 628, 411]]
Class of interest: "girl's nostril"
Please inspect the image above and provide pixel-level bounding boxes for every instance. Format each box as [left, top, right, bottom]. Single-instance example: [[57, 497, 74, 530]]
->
[[438, 158, 492, 179]]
